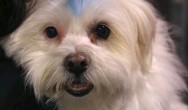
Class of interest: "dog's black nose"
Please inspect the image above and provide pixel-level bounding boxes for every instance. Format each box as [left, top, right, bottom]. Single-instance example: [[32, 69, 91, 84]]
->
[[64, 53, 90, 77]]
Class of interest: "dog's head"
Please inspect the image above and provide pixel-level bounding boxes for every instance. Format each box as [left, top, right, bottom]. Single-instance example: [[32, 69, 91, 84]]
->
[[1, 0, 156, 109]]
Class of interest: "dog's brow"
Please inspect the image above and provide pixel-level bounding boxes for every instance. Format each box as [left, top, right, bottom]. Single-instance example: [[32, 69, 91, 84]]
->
[[67, 0, 93, 16]]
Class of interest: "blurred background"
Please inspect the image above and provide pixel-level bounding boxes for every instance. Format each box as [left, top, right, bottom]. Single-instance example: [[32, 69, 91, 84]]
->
[[0, 0, 188, 110], [151, 0, 188, 66]]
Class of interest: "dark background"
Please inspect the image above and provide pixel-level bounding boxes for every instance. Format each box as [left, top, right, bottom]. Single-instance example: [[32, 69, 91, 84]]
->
[[152, 0, 188, 66], [0, 0, 188, 110]]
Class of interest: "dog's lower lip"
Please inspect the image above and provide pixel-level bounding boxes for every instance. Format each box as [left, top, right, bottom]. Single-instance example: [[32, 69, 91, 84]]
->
[[64, 79, 94, 97]]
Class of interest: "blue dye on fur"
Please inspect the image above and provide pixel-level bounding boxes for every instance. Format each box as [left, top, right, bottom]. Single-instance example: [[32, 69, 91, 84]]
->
[[68, 0, 93, 16]]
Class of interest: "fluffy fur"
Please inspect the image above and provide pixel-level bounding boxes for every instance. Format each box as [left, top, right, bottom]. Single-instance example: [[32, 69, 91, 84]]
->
[[1, 0, 188, 110]]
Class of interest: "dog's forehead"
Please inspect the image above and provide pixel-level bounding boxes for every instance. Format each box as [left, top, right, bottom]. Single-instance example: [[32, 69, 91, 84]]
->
[[67, 0, 96, 16]]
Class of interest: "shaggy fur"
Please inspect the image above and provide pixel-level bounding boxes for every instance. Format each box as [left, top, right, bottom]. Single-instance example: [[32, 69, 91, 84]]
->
[[1, 0, 188, 110]]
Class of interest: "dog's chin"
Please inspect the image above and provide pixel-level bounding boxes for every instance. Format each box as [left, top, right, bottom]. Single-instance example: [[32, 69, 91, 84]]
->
[[64, 78, 94, 97]]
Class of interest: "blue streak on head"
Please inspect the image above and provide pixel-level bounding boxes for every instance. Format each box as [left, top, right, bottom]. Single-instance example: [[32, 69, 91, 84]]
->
[[68, 0, 94, 16]]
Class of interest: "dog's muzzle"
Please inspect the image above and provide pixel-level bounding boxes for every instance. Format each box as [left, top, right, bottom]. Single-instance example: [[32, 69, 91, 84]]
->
[[63, 53, 94, 97]]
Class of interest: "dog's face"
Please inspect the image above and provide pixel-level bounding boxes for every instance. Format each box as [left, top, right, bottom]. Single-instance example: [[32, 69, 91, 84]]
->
[[2, 0, 156, 109]]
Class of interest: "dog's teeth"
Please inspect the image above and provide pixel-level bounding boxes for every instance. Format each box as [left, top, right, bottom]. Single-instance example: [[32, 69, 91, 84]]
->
[[72, 84, 84, 88]]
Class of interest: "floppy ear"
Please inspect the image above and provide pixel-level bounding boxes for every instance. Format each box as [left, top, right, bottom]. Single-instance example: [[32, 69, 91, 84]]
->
[[126, 0, 157, 72], [136, 1, 156, 73], [0, 0, 28, 37]]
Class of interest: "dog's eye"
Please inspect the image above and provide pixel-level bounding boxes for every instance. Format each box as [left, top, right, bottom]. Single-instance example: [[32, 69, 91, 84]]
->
[[45, 26, 58, 38], [94, 24, 110, 40]]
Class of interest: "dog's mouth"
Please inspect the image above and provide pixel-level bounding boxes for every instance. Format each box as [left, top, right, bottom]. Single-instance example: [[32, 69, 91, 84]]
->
[[64, 78, 94, 97]]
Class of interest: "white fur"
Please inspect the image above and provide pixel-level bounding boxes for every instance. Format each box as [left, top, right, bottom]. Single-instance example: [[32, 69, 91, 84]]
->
[[1, 0, 187, 110]]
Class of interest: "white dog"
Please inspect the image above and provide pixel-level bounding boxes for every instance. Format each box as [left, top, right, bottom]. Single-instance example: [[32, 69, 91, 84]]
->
[[1, 0, 188, 110]]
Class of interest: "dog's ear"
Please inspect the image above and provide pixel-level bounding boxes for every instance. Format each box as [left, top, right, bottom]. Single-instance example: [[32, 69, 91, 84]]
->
[[0, 0, 32, 37], [127, 1, 156, 72], [136, 1, 156, 72]]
